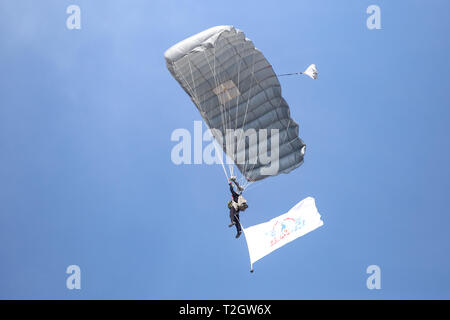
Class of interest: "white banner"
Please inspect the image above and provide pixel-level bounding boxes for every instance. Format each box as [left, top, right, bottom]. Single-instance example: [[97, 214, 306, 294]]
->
[[243, 197, 323, 271]]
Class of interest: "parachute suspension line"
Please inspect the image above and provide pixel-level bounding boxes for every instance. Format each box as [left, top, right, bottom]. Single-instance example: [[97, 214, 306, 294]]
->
[[193, 49, 230, 184], [210, 46, 228, 159], [242, 179, 253, 192], [232, 40, 250, 186], [187, 60, 199, 105], [223, 37, 241, 179], [234, 39, 251, 182], [172, 62, 197, 107], [238, 51, 257, 181], [214, 47, 234, 179], [203, 43, 234, 182], [233, 42, 243, 132], [177, 58, 209, 129], [214, 48, 229, 149], [213, 138, 230, 183], [242, 179, 267, 193], [207, 34, 243, 183], [243, 180, 253, 191], [277, 72, 303, 77], [229, 36, 243, 179], [172, 56, 229, 184]]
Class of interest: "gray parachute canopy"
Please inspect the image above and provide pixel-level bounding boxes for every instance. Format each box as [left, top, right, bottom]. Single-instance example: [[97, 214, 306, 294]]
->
[[164, 26, 306, 183]]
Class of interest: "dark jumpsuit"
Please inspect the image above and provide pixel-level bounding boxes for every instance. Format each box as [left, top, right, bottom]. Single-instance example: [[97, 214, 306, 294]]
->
[[229, 184, 241, 233]]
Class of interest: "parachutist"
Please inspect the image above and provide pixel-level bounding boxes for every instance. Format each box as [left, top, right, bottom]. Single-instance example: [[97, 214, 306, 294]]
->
[[228, 179, 247, 238], [165, 26, 317, 269]]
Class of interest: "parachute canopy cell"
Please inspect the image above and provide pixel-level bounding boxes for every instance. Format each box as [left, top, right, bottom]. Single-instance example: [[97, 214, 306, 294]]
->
[[164, 26, 306, 182]]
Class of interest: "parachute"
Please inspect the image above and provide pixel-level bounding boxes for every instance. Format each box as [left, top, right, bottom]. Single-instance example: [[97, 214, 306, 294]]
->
[[164, 26, 314, 187], [165, 26, 322, 271]]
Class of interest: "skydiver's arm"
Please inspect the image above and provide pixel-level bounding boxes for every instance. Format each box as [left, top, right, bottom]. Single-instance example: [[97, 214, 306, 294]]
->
[[229, 183, 239, 198], [233, 180, 243, 193]]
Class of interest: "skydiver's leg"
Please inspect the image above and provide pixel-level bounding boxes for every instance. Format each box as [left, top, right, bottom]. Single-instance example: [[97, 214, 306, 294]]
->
[[235, 213, 241, 232], [235, 212, 242, 238], [229, 207, 236, 227]]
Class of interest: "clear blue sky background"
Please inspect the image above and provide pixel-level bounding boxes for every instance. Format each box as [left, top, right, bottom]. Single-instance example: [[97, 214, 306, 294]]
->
[[1, 0, 449, 299]]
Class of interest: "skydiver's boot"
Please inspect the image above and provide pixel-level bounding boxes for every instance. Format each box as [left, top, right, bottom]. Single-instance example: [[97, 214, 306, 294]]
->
[[228, 221, 236, 228], [235, 231, 242, 239]]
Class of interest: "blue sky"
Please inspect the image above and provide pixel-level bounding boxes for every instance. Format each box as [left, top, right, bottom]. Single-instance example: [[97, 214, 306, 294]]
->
[[1, 0, 449, 299]]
